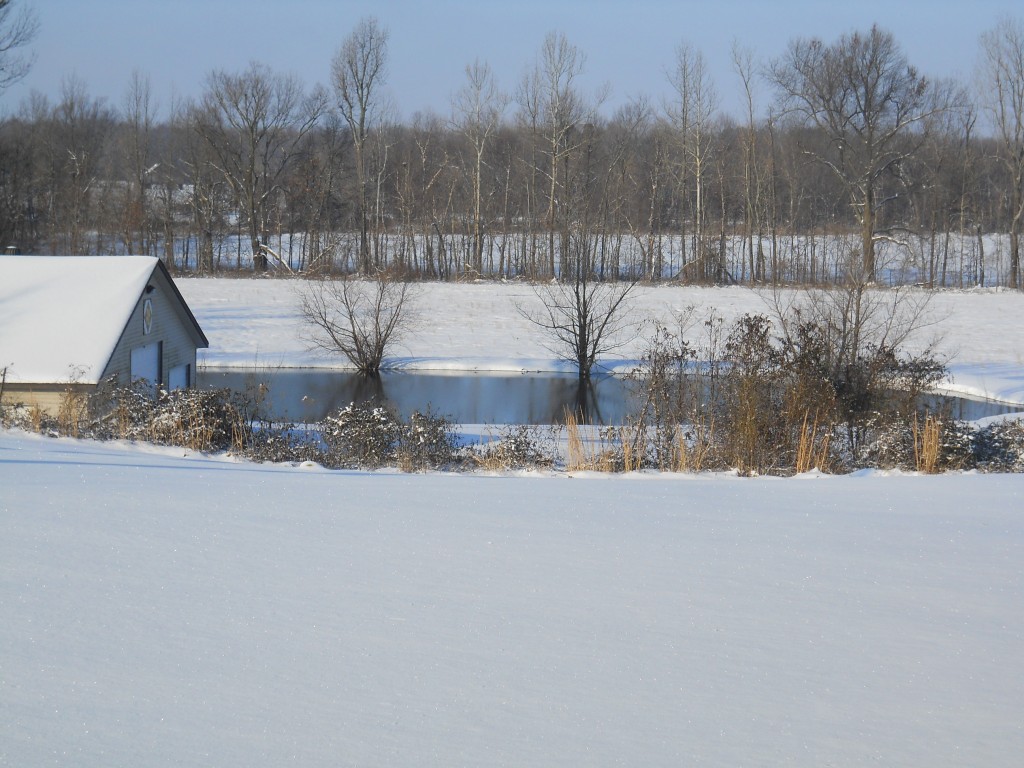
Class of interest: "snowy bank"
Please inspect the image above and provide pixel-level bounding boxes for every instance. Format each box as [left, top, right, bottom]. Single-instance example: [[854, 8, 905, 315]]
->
[[1, 430, 1022, 766]]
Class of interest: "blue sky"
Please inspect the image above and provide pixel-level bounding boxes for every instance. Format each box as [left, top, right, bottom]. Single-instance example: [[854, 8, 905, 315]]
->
[[2, 0, 1020, 121]]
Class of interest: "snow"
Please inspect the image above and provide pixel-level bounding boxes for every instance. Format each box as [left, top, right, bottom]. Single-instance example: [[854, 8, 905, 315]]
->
[[179, 278, 1024, 404], [4, 276, 1024, 765], [1, 431, 1022, 766], [0, 256, 159, 384]]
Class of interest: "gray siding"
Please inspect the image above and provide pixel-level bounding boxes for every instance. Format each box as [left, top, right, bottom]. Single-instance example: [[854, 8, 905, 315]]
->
[[101, 267, 199, 389]]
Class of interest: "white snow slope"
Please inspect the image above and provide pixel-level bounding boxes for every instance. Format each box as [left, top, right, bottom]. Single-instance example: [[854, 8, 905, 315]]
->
[[179, 279, 1024, 405], [2, 431, 1023, 767]]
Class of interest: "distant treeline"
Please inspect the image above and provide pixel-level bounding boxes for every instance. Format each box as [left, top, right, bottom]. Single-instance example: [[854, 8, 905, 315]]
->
[[2, 18, 1023, 287]]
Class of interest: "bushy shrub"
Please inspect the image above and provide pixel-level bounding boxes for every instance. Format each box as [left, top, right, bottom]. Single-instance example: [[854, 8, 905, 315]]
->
[[243, 424, 322, 465], [87, 384, 248, 452], [629, 320, 703, 471], [861, 412, 975, 473], [321, 402, 402, 468], [474, 424, 556, 470], [397, 408, 461, 471], [627, 301, 948, 476], [148, 388, 248, 451], [88, 379, 155, 441], [719, 313, 788, 474], [972, 418, 1024, 473]]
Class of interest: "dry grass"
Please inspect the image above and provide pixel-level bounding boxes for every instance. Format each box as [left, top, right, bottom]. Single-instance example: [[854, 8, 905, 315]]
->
[[29, 404, 44, 433], [795, 410, 833, 474], [57, 387, 88, 438], [675, 419, 718, 473], [913, 413, 942, 474], [564, 411, 619, 473]]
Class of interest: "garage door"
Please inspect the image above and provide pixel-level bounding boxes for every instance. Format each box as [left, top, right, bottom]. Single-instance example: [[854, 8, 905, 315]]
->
[[130, 342, 161, 394]]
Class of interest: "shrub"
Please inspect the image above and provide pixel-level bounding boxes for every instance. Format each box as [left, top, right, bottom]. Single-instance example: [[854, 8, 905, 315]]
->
[[147, 388, 248, 452], [972, 418, 1024, 473], [474, 424, 556, 471], [719, 313, 788, 474], [861, 411, 975, 472], [86, 383, 248, 452], [321, 402, 402, 468], [397, 408, 461, 471], [629, 320, 703, 471], [243, 424, 322, 465]]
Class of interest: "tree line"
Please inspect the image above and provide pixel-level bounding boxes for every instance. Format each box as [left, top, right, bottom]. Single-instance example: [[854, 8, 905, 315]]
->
[[2, 14, 1024, 288]]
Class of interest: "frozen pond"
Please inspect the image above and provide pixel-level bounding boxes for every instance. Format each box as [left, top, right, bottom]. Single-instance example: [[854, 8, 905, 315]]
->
[[198, 368, 1023, 425]]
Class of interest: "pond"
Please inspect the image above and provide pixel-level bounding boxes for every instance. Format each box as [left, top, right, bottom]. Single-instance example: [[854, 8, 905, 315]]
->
[[198, 367, 1024, 425]]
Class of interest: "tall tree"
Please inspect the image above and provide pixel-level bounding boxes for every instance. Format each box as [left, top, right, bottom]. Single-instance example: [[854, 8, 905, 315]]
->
[[768, 25, 950, 281], [120, 70, 157, 258], [667, 42, 718, 281], [48, 77, 115, 254], [332, 16, 389, 274], [731, 40, 767, 282], [518, 32, 593, 276], [980, 16, 1024, 289], [451, 59, 507, 276], [193, 62, 325, 270], [0, 0, 37, 93]]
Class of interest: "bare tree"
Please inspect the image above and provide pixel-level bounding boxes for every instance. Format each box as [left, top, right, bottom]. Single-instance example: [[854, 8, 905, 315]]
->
[[451, 59, 507, 275], [518, 32, 595, 276], [667, 42, 718, 281], [520, 267, 638, 383], [0, 0, 37, 92], [120, 70, 157, 257], [48, 76, 115, 255], [768, 25, 952, 281], [980, 16, 1024, 289], [731, 40, 768, 282], [193, 62, 326, 271], [298, 275, 417, 375], [332, 17, 389, 274]]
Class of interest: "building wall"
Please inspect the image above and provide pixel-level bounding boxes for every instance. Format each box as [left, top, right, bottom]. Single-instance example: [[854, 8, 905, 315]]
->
[[0, 383, 93, 417], [101, 267, 199, 390]]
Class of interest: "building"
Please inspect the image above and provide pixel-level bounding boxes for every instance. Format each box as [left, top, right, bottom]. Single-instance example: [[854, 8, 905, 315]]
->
[[0, 255, 209, 415]]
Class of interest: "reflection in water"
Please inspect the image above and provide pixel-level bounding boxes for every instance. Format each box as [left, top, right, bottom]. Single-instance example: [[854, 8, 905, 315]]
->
[[200, 368, 636, 425], [198, 368, 1022, 426]]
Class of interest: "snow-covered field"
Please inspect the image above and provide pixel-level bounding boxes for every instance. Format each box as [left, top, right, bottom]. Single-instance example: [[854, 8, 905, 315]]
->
[[180, 278, 1024, 405], [3, 279, 1024, 766]]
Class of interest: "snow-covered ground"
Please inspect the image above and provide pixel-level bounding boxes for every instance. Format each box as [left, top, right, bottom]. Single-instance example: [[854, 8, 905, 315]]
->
[[2, 431, 1023, 766], [3, 278, 1024, 766], [180, 278, 1024, 405]]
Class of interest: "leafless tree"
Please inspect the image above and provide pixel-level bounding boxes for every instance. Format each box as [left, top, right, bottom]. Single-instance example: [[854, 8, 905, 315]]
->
[[332, 17, 389, 274], [298, 274, 417, 375], [518, 32, 597, 276], [0, 0, 37, 92], [451, 59, 507, 275], [731, 40, 768, 282], [980, 15, 1024, 289], [119, 70, 157, 258], [48, 76, 115, 255], [768, 25, 953, 281], [520, 265, 638, 383], [667, 42, 718, 281], [193, 62, 326, 270]]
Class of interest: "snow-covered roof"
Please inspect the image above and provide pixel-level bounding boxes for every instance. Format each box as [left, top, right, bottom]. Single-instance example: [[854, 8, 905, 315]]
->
[[1, 255, 165, 384]]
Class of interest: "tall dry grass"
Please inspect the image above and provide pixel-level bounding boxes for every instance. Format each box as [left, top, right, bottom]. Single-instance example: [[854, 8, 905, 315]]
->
[[913, 412, 942, 474]]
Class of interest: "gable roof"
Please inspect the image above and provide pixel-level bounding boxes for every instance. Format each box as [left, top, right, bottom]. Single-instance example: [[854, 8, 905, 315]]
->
[[0, 255, 206, 385]]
